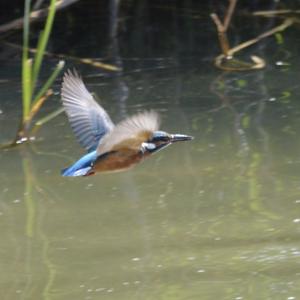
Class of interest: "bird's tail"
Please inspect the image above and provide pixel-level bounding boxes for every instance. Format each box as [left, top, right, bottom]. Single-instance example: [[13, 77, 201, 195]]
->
[[61, 166, 92, 177], [61, 151, 97, 177]]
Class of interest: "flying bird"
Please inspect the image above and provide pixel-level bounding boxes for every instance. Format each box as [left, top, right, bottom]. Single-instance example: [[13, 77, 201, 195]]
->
[[61, 70, 193, 176]]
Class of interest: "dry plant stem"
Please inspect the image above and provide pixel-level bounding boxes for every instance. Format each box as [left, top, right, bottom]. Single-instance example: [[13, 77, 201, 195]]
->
[[215, 55, 265, 71], [253, 9, 300, 16], [210, 0, 294, 71], [26, 89, 53, 123], [210, 0, 237, 56], [0, 0, 79, 33], [223, 0, 237, 30], [79, 58, 120, 71], [4, 41, 120, 71], [210, 13, 230, 55], [227, 17, 294, 56], [214, 18, 294, 71], [15, 89, 53, 144]]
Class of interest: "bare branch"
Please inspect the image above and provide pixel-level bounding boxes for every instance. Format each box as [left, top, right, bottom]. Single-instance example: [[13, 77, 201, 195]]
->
[[0, 0, 79, 33], [224, 0, 237, 30], [210, 13, 225, 32]]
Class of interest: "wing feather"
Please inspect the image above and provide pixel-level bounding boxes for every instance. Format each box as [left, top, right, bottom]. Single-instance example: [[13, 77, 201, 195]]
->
[[61, 69, 114, 152], [97, 111, 160, 155]]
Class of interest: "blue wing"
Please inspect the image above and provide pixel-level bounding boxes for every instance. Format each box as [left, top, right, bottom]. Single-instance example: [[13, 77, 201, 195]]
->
[[61, 151, 97, 177], [61, 69, 114, 152]]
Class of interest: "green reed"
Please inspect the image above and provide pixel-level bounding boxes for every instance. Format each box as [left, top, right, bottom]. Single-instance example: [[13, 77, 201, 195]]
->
[[20, 0, 64, 141]]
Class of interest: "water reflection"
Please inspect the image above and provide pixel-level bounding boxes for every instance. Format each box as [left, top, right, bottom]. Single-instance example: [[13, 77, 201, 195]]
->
[[0, 147, 58, 299]]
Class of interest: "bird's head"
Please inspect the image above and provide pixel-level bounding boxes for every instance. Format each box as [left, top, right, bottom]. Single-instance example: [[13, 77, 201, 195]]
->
[[142, 131, 193, 153]]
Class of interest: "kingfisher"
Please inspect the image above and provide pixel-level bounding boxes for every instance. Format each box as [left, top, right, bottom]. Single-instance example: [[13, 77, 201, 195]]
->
[[61, 70, 193, 176]]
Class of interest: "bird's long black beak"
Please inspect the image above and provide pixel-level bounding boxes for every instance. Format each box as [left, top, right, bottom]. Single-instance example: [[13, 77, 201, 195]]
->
[[170, 134, 194, 142]]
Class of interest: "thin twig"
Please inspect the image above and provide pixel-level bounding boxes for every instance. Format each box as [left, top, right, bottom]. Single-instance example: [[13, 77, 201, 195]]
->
[[210, 0, 238, 57], [26, 89, 54, 123], [253, 9, 300, 16], [0, 0, 79, 33], [210, 13, 225, 32], [215, 55, 265, 71], [210, 13, 230, 55], [31, 107, 65, 136], [228, 18, 294, 56], [224, 0, 237, 30], [4, 41, 120, 71]]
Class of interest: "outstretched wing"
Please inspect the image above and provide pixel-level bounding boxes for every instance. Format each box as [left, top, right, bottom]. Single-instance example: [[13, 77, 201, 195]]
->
[[61, 69, 114, 152], [97, 110, 160, 156]]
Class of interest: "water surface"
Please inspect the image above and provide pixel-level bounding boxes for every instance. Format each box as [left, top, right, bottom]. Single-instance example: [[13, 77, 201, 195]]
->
[[1, 2, 300, 299]]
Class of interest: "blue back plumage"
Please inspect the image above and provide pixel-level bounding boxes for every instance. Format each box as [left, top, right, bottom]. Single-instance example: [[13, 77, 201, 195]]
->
[[61, 151, 97, 177]]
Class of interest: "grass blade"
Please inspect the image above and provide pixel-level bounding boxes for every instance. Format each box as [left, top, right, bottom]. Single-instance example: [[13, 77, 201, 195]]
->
[[22, 0, 32, 120], [35, 107, 65, 127], [22, 58, 33, 121], [31, 0, 57, 90], [32, 60, 64, 105]]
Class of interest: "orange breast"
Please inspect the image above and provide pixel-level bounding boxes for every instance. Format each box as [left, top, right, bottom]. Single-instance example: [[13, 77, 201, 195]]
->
[[91, 149, 149, 173]]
